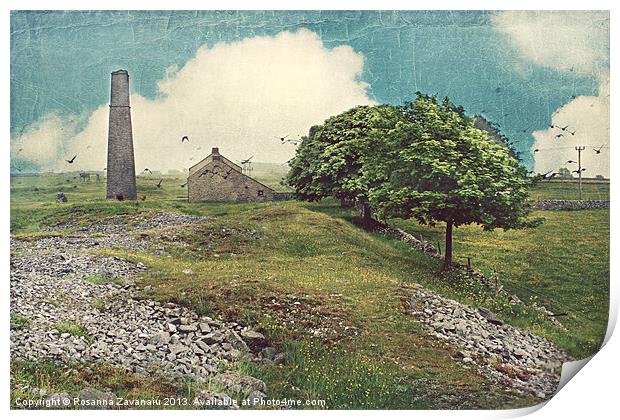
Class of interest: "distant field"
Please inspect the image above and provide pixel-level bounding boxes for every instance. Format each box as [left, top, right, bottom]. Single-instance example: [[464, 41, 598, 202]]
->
[[10, 166, 290, 207], [530, 180, 609, 201]]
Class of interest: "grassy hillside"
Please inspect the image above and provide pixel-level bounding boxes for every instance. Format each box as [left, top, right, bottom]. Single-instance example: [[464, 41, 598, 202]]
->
[[384, 210, 608, 358], [10, 173, 609, 408]]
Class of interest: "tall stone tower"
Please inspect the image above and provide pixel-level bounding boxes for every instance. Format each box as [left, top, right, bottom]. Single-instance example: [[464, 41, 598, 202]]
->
[[106, 69, 137, 200]]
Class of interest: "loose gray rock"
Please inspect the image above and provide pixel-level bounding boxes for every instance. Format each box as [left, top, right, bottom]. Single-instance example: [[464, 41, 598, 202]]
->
[[405, 283, 569, 400], [212, 372, 267, 397], [224, 330, 250, 353], [10, 213, 275, 392], [240, 330, 265, 341]]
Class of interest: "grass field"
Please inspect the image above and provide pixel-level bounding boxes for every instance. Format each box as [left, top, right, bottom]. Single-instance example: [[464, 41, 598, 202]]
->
[[9, 173, 609, 409], [529, 179, 610, 201]]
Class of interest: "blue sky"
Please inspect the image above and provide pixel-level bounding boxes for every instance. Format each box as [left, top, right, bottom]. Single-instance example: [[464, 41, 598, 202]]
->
[[10, 10, 610, 174]]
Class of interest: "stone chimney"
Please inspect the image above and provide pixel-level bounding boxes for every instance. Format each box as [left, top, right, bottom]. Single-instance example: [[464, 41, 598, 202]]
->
[[106, 70, 137, 200], [211, 147, 220, 155]]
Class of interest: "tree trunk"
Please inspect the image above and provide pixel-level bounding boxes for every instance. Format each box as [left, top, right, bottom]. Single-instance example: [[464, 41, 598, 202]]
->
[[444, 220, 453, 269], [362, 203, 372, 227]]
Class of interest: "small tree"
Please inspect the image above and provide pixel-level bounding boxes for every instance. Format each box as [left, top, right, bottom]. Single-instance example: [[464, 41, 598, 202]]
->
[[367, 94, 540, 268], [557, 167, 574, 179]]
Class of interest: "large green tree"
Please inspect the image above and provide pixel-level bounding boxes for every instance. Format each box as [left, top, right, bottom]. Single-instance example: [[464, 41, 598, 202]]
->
[[287, 105, 402, 224], [365, 94, 539, 268]]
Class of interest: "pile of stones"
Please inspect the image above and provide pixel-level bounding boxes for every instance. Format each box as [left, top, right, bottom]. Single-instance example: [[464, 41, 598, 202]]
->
[[47, 212, 213, 235], [11, 212, 282, 405], [379, 225, 438, 255], [404, 284, 569, 399], [532, 199, 609, 211]]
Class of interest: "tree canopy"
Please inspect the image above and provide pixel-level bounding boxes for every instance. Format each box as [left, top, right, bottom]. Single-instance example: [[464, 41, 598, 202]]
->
[[287, 105, 402, 217], [288, 95, 539, 267], [365, 94, 538, 266]]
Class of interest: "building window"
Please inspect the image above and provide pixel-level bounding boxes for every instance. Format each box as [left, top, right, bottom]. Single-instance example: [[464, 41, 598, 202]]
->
[[257, 190, 264, 196], [212, 155, 220, 161]]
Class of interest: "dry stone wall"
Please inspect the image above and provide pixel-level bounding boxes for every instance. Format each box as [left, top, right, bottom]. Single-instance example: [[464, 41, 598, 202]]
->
[[531, 200, 609, 211]]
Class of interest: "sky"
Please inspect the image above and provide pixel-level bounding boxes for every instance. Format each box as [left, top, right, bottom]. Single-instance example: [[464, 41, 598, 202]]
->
[[10, 10, 610, 176]]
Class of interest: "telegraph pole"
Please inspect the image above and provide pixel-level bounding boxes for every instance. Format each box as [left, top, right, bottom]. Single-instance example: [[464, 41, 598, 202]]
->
[[575, 146, 585, 200]]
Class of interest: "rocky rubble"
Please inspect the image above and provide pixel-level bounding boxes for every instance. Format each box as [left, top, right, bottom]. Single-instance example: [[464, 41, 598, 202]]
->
[[404, 284, 569, 399], [11, 213, 283, 405], [378, 225, 438, 255], [47, 212, 214, 235], [531, 199, 609, 211]]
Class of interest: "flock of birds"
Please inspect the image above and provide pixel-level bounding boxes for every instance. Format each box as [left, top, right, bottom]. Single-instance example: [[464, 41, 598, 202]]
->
[[19, 111, 606, 189], [530, 124, 607, 180]]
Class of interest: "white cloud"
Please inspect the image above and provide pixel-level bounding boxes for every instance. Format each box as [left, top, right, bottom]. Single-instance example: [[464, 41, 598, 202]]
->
[[491, 11, 609, 76], [531, 74, 609, 178], [492, 11, 610, 177], [11, 29, 375, 173], [11, 114, 77, 166]]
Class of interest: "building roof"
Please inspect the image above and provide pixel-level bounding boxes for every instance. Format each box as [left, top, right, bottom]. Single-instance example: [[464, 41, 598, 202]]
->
[[188, 147, 274, 192], [189, 147, 242, 175]]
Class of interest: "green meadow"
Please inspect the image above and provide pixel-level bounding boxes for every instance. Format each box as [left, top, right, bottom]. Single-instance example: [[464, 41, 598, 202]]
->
[[9, 173, 609, 409]]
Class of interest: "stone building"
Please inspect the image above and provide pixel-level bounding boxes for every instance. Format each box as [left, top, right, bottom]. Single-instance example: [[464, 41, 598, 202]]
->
[[187, 148, 276, 202]]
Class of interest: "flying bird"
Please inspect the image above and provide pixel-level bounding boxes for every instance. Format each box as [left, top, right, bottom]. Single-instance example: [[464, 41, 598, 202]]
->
[[567, 130, 576, 136], [537, 170, 555, 180], [546, 173, 558, 182], [533, 149, 539, 153], [156, 179, 163, 188], [180, 182, 187, 188], [572, 168, 586, 174], [559, 125, 569, 131], [66, 155, 77, 164], [567, 160, 576, 164], [276, 135, 289, 143], [143, 168, 152, 174], [182, 136, 190, 143], [594, 145, 605, 154], [240, 155, 254, 165], [555, 134, 564, 139]]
